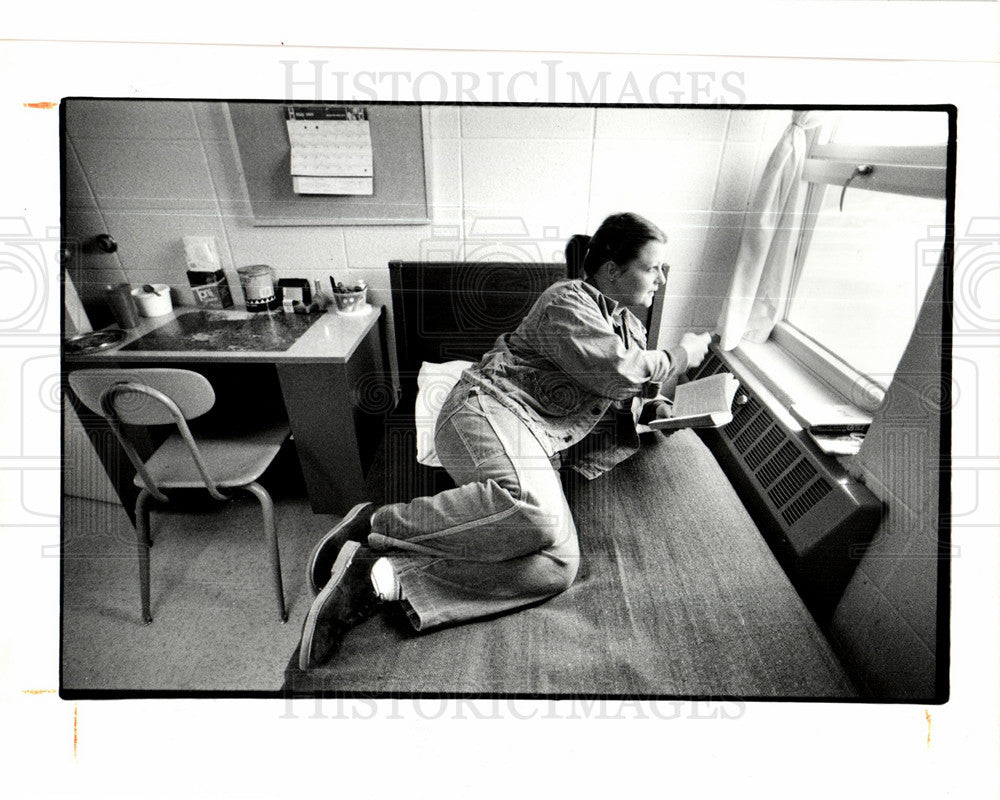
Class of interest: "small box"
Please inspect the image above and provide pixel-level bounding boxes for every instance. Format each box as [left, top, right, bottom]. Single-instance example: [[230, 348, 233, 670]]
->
[[187, 269, 233, 309], [276, 278, 312, 306]]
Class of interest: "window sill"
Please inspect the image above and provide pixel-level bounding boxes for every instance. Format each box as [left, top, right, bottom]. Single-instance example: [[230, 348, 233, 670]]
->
[[703, 339, 877, 508], [716, 339, 873, 470], [727, 338, 871, 424]]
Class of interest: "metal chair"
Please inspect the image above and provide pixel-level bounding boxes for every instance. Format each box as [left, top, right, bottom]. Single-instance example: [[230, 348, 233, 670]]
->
[[69, 368, 290, 624]]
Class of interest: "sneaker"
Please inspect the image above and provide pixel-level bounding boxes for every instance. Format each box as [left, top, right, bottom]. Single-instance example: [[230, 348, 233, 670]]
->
[[306, 502, 376, 595], [297, 541, 382, 670]]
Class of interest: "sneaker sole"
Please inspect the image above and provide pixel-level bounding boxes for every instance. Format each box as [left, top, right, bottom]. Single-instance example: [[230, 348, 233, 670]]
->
[[298, 540, 363, 671], [306, 502, 372, 595]]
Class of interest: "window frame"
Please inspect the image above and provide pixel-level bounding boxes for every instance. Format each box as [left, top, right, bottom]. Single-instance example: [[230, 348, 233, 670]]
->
[[773, 135, 948, 411]]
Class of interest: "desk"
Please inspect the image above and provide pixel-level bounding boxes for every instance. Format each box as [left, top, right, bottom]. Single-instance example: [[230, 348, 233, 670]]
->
[[65, 307, 395, 515]]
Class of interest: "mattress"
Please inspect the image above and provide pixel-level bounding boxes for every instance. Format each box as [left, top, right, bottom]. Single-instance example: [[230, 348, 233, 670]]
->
[[284, 429, 856, 698]]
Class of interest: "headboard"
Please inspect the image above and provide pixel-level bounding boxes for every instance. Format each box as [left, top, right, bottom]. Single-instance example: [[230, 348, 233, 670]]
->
[[388, 261, 567, 406], [387, 260, 666, 410]]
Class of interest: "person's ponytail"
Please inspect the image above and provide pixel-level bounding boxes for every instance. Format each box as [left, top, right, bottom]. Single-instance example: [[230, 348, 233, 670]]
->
[[571, 212, 665, 278], [564, 234, 591, 278]]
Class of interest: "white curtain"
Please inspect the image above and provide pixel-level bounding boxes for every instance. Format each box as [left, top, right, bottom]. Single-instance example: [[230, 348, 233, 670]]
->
[[716, 110, 827, 350]]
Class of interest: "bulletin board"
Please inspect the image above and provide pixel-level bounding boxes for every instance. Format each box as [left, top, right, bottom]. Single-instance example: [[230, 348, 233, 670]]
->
[[226, 102, 429, 226]]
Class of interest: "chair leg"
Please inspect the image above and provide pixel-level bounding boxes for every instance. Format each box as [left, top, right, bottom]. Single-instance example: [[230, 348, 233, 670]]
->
[[134, 489, 155, 625], [244, 481, 287, 623]]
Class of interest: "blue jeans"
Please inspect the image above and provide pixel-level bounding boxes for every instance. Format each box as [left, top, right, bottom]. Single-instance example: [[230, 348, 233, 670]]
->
[[367, 391, 580, 630]]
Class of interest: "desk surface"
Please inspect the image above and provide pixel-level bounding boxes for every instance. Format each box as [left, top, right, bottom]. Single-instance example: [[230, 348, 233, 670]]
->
[[64, 306, 381, 365]]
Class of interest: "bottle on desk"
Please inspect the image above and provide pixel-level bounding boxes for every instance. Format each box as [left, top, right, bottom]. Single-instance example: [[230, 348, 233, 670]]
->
[[312, 279, 333, 310], [104, 283, 140, 329]]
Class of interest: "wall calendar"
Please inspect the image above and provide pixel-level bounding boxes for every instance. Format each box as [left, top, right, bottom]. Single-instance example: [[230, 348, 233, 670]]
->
[[284, 106, 374, 195]]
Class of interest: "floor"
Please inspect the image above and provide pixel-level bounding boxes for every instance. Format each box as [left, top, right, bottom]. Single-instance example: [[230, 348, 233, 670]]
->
[[61, 487, 335, 693]]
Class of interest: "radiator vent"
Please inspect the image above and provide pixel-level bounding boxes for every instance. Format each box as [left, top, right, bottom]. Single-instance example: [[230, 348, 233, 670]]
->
[[745, 426, 786, 470], [693, 353, 835, 536], [732, 408, 773, 453], [691, 353, 725, 380], [727, 395, 762, 438], [720, 384, 834, 532], [782, 476, 833, 526], [768, 458, 819, 508], [758, 441, 801, 487], [691, 346, 882, 619]]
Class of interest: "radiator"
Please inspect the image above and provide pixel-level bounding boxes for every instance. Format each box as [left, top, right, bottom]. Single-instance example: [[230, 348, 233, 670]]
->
[[691, 348, 882, 622]]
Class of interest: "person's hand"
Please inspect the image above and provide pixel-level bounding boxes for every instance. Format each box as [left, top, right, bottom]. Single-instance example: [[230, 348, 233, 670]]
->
[[679, 331, 712, 368], [654, 400, 679, 437]]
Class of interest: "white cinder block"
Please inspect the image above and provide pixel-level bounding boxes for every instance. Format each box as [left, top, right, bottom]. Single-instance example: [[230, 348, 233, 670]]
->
[[726, 110, 770, 143], [202, 140, 252, 217], [714, 142, 758, 212], [428, 139, 463, 223], [691, 265, 734, 298], [343, 226, 428, 271], [427, 106, 461, 139], [66, 99, 199, 140], [657, 292, 694, 328], [462, 209, 587, 264], [462, 140, 593, 210], [654, 325, 690, 350], [661, 269, 701, 299], [595, 108, 729, 141], [590, 140, 722, 215], [101, 211, 232, 305], [461, 106, 594, 139], [831, 565, 937, 699], [63, 209, 128, 303], [689, 292, 726, 330], [65, 141, 97, 213], [224, 220, 348, 282], [420, 224, 465, 262], [192, 101, 235, 141], [697, 211, 745, 276], [762, 110, 793, 147], [74, 139, 217, 213], [882, 532, 939, 650]]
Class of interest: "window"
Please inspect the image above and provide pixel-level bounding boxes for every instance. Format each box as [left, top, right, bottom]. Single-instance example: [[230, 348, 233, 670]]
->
[[773, 111, 949, 406]]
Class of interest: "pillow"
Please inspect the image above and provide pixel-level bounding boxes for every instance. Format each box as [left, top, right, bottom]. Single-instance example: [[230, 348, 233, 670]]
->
[[414, 360, 474, 467]]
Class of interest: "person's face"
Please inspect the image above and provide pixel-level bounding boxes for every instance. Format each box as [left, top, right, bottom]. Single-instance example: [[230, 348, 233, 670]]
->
[[611, 240, 668, 307]]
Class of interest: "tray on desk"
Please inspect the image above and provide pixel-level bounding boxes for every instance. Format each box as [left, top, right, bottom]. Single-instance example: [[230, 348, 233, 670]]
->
[[122, 310, 321, 353]]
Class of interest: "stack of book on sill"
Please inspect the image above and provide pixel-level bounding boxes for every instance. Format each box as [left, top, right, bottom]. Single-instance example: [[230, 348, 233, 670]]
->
[[789, 403, 873, 456]]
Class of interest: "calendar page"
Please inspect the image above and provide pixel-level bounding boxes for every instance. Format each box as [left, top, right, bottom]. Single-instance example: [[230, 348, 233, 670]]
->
[[284, 106, 374, 195]]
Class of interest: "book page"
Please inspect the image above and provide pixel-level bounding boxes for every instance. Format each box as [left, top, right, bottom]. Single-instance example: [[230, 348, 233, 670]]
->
[[672, 373, 740, 419], [646, 373, 740, 430]]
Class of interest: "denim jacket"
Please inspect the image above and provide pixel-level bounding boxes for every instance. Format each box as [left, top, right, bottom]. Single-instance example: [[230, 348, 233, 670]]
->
[[446, 279, 689, 479]]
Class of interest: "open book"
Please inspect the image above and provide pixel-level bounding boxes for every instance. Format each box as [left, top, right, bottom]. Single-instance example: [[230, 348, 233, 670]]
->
[[647, 372, 741, 431]]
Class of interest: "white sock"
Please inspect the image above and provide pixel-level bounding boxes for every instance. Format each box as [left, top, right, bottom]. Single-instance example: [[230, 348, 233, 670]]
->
[[369, 556, 403, 602]]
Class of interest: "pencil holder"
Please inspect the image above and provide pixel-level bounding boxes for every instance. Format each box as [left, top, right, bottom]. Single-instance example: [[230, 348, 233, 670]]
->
[[333, 285, 368, 314]]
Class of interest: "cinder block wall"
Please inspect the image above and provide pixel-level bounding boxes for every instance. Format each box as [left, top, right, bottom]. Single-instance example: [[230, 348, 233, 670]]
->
[[63, 101, 788, 349], [830, 262, 947, 700]]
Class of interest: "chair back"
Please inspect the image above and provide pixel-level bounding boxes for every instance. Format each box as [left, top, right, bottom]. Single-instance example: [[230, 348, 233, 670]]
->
[[69, 368, 215, 424], [68, 368, 223, 500]]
